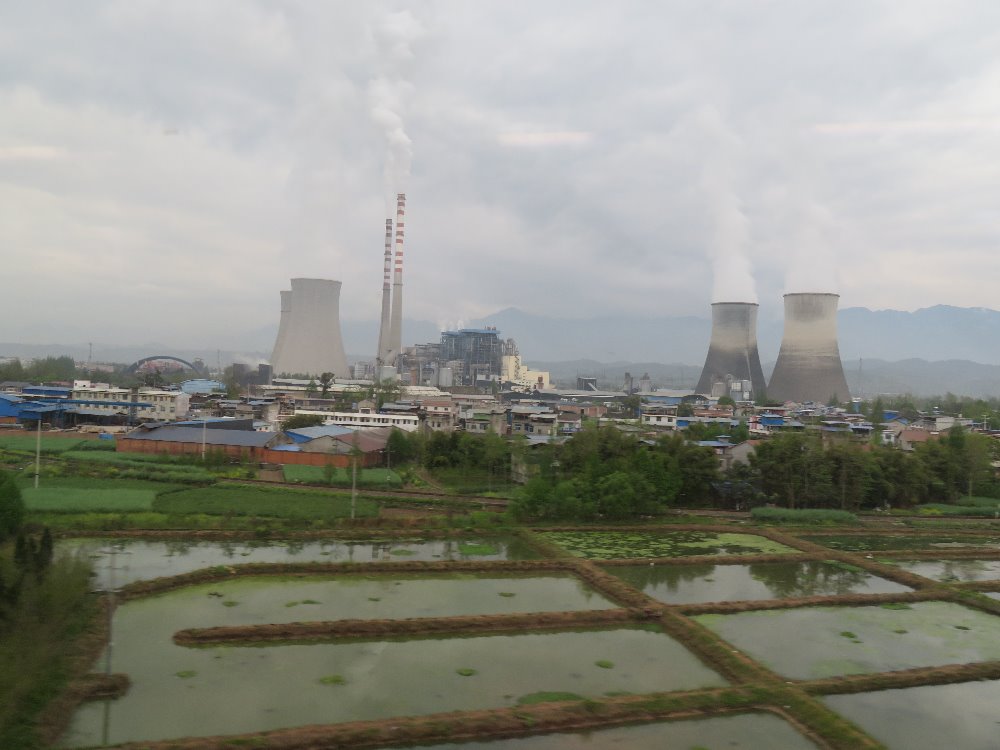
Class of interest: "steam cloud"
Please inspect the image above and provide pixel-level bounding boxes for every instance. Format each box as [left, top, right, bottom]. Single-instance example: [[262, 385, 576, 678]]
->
[[694, 108, 758, 303], [368, 10, 423, 213]]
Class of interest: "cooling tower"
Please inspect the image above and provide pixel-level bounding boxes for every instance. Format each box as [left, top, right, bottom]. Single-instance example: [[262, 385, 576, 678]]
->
[[767, 293, 851, 404], [376, 218, 393, 364], [270, 278, 349, 377], [385, 193, 406, 365], [695, 302, 766, 399], [270, 289, 292, 372]]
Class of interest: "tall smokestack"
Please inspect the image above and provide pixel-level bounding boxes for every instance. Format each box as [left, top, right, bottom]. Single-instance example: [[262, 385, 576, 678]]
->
[[695, 302, 766, 399], [768, 293, 851, 404], [376, 218, 393, 364], [386, 192, 405, 365], [270, 278, 349, 378]]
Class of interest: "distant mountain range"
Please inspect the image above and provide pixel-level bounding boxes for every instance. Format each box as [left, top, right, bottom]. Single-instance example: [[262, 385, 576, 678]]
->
[[4, 304, 1000, 397]]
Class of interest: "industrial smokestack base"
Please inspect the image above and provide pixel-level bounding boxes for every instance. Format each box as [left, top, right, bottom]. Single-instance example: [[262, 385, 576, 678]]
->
[[767, 292, 851, 404], [695, 302, 766, 399], [270, 278, 349, 378]]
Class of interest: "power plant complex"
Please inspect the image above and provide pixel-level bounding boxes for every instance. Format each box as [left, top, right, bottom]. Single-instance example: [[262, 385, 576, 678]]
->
[[695, 293, 850, 404], [767, 292, 851, 404], [266, 187, 850, 405]]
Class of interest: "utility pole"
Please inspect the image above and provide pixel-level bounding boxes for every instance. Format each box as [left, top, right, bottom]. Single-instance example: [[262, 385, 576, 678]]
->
[[34, 417, 41, 489]]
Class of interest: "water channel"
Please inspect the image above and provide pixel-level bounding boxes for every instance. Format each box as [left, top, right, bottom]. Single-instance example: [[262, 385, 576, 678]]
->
[[57, 536, 539, 588], [694, 601, 1000, 679], [608, 561, 911, 604], [414, 712, 819, 749], [824, 679, 1000, 750]]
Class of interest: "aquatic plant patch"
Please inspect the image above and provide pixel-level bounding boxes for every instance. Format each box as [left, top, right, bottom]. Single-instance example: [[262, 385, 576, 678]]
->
[[695, 601, 1000, 680], [540, 531, 797, 559]]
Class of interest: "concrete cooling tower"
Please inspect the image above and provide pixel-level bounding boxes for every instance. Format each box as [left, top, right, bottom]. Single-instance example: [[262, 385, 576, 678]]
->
[[270, 278, 349, 377], [695, 302, 766, 399], [767, 293, 851, 404]]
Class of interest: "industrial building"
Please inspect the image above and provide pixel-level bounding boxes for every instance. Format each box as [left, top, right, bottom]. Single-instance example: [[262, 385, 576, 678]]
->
[[270, 278, 350, 378], [768, 293, 851, 404], [695, 302, 766, 400]]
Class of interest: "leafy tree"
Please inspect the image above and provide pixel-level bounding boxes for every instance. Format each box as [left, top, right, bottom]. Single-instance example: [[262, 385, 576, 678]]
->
[[319, 372, 334, 399], [0, 471, 25, 542], [367, 377, 402, 409], [281, 413, 325, 430], [717, 395, 735, 407]]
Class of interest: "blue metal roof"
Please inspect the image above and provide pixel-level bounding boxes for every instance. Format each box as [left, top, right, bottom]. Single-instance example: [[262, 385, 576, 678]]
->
[[285, 425, 354, 443]]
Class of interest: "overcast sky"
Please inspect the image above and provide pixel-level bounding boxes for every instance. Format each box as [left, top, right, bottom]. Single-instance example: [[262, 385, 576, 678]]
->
[[3, 1, 1000, 350]]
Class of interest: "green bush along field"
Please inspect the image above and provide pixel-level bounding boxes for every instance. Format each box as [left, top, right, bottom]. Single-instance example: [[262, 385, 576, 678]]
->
[[152, 483, 378, 520], [282, 464, 402, 487], [750, 507, 859, 524]]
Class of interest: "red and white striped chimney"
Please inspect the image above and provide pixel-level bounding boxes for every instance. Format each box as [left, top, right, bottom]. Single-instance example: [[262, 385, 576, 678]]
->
[[376, 218, 393, 364], [387, 193, 406, 364]]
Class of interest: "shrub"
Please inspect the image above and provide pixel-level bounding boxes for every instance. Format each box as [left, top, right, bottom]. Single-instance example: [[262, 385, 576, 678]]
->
[[750, 507, 858, 525]]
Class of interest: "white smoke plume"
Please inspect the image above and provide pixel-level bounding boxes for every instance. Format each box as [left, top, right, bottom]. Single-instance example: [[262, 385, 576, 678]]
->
[[692, 107, 758, 304], [368, 10, 424, 213]]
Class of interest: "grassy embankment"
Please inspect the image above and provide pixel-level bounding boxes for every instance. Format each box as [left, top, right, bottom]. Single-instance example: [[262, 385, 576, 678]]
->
[[0, 546, 94, 749]]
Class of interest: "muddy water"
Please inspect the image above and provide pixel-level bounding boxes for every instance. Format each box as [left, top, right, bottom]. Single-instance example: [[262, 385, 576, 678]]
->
[[824, 679, 1000, 750], [115, 572, 618, 625], [416, 712, 819, 749], [886, 558, 1000, 582], [800, 534, 1000, 552], [57, 536, 539, 588], [695, 601, 1000, 679], [59, 608, 724, 746], [541, 531, 797, 559], [608, 561, 911, 604]]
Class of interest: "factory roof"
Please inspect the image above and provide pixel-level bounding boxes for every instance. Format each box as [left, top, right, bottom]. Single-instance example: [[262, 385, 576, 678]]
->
[[124, 425, 279, 447]]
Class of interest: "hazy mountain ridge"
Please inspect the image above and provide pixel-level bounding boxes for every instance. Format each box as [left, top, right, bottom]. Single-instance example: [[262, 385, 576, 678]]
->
[[5, 305, 1000, 396]]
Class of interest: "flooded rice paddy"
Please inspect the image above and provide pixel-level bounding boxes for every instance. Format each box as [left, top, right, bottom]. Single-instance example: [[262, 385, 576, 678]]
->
[[694, 601, 1000, 679], [541, 531, 797, 559], [59, 616, 724, 746], [799, 534, 1000, 552], [608, 561, 911, 604], [116, 572, 619, 625], [57, 536, 539, 588], [415, 712, 819, 749], [886, 558, 1000, 582], [824, 679, 1000, 750]]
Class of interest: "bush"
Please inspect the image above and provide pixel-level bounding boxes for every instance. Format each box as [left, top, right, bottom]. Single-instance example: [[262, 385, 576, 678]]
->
[[915, 503, 1000, 517], [750, 507, 858, 525]]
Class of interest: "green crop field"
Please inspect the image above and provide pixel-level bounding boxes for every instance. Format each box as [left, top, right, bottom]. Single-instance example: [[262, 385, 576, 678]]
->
[[282, 464, 402, 487], [152, 484, 378, 520], [0, 435, 88, 454], [22, 487, 158, 512]]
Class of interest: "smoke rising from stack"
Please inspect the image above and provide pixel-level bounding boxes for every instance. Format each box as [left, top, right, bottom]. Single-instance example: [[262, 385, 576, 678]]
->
[[695, 302, 766, 398], [768, 293, 851, 403], [368, 10, 422, 210], [270, 278, 349, 378]]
